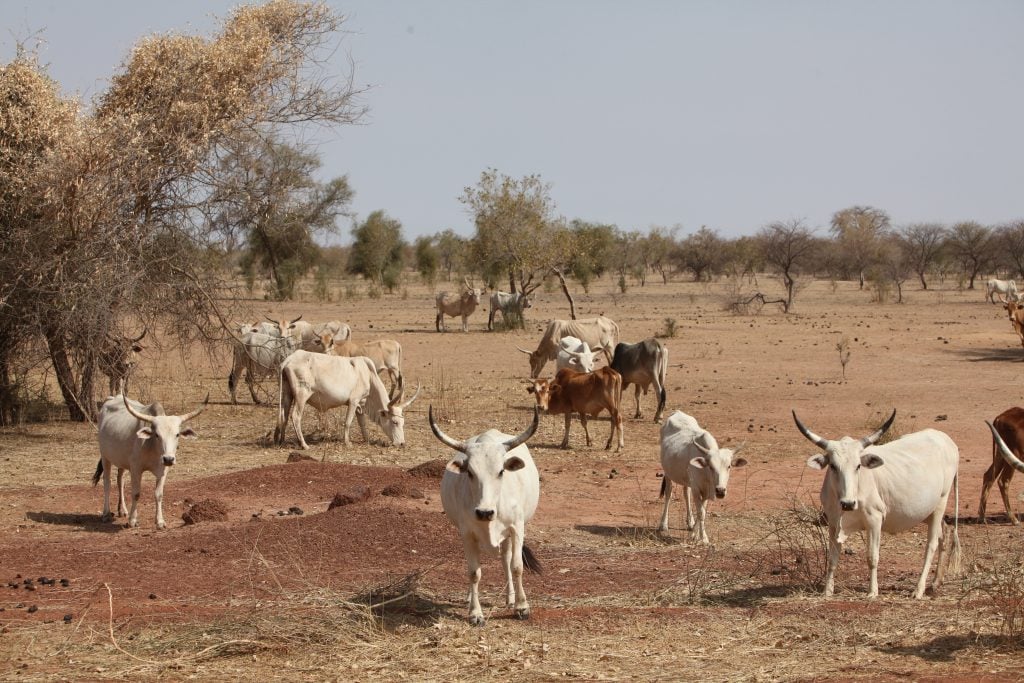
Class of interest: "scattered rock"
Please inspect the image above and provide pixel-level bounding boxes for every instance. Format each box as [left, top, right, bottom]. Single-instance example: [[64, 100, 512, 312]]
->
[[286, 452, 315, 463], [287, 506, 304, 516], [935, 414, 948, 422], [26, 605, 37, 613], [63, 614, 73, 624], [148, 593, 157, 600], [328, 486, 374, 509], [407, 459, 447, 479], [381, 482, 425, 499], [182, 499, 230, 525], [59, 579, 69, 588]]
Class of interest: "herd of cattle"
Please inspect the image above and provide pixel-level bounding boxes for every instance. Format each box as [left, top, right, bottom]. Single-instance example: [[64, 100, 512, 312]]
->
[[87, 284, 1024, 626]]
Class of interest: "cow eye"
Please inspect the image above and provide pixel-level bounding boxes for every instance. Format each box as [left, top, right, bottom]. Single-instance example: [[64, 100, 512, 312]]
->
[[828, 462, 837, 471], [498, 469, 504, 478]]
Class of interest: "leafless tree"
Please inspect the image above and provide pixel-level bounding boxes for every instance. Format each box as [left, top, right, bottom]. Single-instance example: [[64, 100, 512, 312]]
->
[[995, 220, 1024, 279], [757, 219, 819, 313], [898, 223, 947, 290], [946, 221, 995, 290]]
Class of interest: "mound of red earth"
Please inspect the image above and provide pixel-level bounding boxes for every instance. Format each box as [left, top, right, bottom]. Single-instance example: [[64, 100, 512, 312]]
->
[[381, 482, 425, 499], [329, 486, 374, 509], [407, 458, 447, 479], [182, 499, 229, 525], [286, 452, 316, 463]]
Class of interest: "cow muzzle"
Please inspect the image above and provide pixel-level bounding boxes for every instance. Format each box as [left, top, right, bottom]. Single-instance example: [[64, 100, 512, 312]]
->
[[715, 488, 727, 499], [162, 456, 176, 467], [475, 508, 495, 522], [840, 500, 856, 511]]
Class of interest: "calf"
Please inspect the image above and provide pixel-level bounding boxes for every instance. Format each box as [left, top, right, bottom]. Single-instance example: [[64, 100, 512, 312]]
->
[[527, 367, 624, 451], [93, 393, 207, 529], [657, 411, 746, 544], [794, 410, 960, 598], [981, 408, 1024, 524], [431, 405, 542, 626]]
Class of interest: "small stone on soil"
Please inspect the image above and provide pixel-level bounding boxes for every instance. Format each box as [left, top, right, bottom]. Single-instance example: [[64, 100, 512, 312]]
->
[[148, 593, 157, 600], [26, 605, 37, 613], [63, 614, 73, 623], [288, 506, 303, 515]]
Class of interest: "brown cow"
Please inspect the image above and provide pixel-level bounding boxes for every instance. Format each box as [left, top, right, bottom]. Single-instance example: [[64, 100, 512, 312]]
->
[[526, 367, 624, 451], [1003, 301, 1024, 348], [979, 407, 1024, 525]]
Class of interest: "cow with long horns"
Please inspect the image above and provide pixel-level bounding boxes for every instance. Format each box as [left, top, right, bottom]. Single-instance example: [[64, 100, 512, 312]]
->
[[984, 415, 1024, 523], [430, 405, 542, 626], [93, 392, 208, 529], [793, 410, 960, 598]]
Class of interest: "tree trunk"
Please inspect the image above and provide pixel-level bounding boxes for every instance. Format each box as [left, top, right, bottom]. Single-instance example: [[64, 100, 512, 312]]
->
[[44, 326, 87, 422], [918, 271, 928, 290], [858, 271, 865, 290], [552, 268, 576, 320], [508, 271, 517, 295], [0, 349, 18, 427]]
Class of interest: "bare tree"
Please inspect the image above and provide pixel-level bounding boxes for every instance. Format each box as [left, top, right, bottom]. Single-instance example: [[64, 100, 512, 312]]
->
[[946, 221, 995, 290], [757, 219, 819, 312], [995, 220, 1024, 279], [830, 206, 889, 289], [898, 223, 947, 290]]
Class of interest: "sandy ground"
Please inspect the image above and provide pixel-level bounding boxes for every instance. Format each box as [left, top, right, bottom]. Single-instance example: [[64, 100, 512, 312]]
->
[[1, 276, 1023, 681]]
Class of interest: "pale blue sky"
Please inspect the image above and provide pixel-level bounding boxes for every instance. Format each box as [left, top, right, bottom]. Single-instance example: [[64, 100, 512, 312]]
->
[[2, 1, 1022, 240]]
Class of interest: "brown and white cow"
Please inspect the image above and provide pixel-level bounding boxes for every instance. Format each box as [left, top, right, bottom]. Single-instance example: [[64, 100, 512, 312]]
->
[[518, 316, 619, 378], [320, 333, 403, 397], [436, 280, 483, 332], [526, 366, 624, 451], [982, 409, 1024, 524]]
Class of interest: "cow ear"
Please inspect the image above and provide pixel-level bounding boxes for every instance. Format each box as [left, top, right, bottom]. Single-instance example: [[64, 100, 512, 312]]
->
[[861, 453, 885, 469], [137, 427, 153, 440], [526, 386, 535, 394], [691, 456, 708, 469], [180, 427, 198, 439], [806, 454, 828, 470], [504, 456, 526, 472], [732, 457, 748, 468], [446, 458, 467, 474]]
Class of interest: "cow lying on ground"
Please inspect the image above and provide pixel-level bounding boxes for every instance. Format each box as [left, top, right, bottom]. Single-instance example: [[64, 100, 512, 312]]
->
[[275, 350, 419, 449], [518, 315, 619, 377], [430, 405, 542, 626], [610, 338, 668, 422], [794, 409, 960, 598], [93, 392, 207, 529], [526, 366, 623, 451], [657, 411, 746, 544]]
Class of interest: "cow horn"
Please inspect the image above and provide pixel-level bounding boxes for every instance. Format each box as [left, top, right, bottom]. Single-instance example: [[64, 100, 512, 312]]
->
[[860, 409, 896, 447], [180, 393, 210, 423], [792, 410, 829, 449], [502, 406, 540, 450], [388, 376, 405, 409], [428, 405, 466, 453], [122, 393, 155, 425], [131, 327, 148, 344], [289, 315, 303, 325], [265, 315, 280, 325], [693, 439, 712, 456], [517, 347, 535, 356], [988, 420, 1024, 473], [398, 383, 421, 410]]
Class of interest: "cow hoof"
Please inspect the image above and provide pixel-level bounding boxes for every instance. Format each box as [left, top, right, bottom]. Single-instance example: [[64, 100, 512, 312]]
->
[[156, 522, 166, 530], [100, 512, 114, 523], [515, 607, 530, 620], [469, 615, 485, 627]]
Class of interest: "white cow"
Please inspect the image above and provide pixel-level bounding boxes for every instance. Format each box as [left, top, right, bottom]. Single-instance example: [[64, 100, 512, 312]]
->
[[487, 291, 533, 330], [430, 405, 542, 626], [312, 320, 352, 344], [436, 284, 484, 332], [987, 278, 1019, 304], [657, 411, 746, 543], [556, 336, 598, 374], [321, 333, 403, 397], [93, 393, 207, 529], [275, 350, 419, 449], [518, 316, 619, 378], [794, 410, 961, 599], [228, 330, 297, 404]]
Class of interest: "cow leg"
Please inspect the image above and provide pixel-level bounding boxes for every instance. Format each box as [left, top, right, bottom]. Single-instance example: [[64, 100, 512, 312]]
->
[[560, 413, 572, 449], [500, 537, 515, 607], [436, 311, 444, 333], [606, 409, 623, 452], [693, 492, 709, 544], [127, 468, 143, 528], [823, 521, 841, 597], [684, 485, 695, 530], [510, 524, 529, 619], [116, 468, 128, 517], [866, 515, 883, 598], [246, 368, 260, 405], [931, 519, 950, 596], [657, 478, 673, 533], [462, 538, 485, 626], [487, 309, 495, 331], [580, 414, 593, 447], [996, 466, 1018, 525], [153, 468, 168, 530], [978, 461, 997, 523], [912, 511, 943, 599], [100, 460, 114, 522], [291, 401, 309, 450], [355, 406, 370, 444], [341, 403, 360, 446], [633, 385, 643, 419]]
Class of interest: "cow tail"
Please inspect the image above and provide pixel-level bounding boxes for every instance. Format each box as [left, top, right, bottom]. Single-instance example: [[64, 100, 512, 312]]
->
[[275, 364, 291, 445], [659, 477, 667, 499], [522, 543, 543, 574], [91, 458, 104, 486], [656, 345, 668, 417], [949, 473, 962, 576]]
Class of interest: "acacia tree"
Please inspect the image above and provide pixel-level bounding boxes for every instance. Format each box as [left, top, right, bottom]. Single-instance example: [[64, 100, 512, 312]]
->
[[434, 229, 469, 282], [348, 210, 407, 291], [414, 235, 440, 287], [0, 1, 366, 422], [757, 219, 819, 312], [946, 221, 994, 289], [830, 206, 889, 289], [675, 226, 724, 282], [567, 219, 616, 293], [995, 220, 1024, 279], [898, 222, 947, 290]]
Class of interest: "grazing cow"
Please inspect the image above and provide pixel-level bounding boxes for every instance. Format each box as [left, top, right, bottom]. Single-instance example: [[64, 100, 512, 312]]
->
[[228, 331, 297, 404], [983, 412, 1024, 524], [487, 291, 532, 330], [320, 333, 403, 396], [610, 338, 669, 422], [98, 328, 147, 395], [526, 366, 624, 451], [794, 410, 961, 598], [1003, 301, 1024, 348], [93, 393, 207, 529], [430, 405, 542, 626], [436, 282, 484, 332], [313, 320, 352, 344], [556, 336, 598, 374], [275, 350, 419, 449], [657, 411, 746, 544], [987, 278, 1019, 304], [518, 316, 619, 378]]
